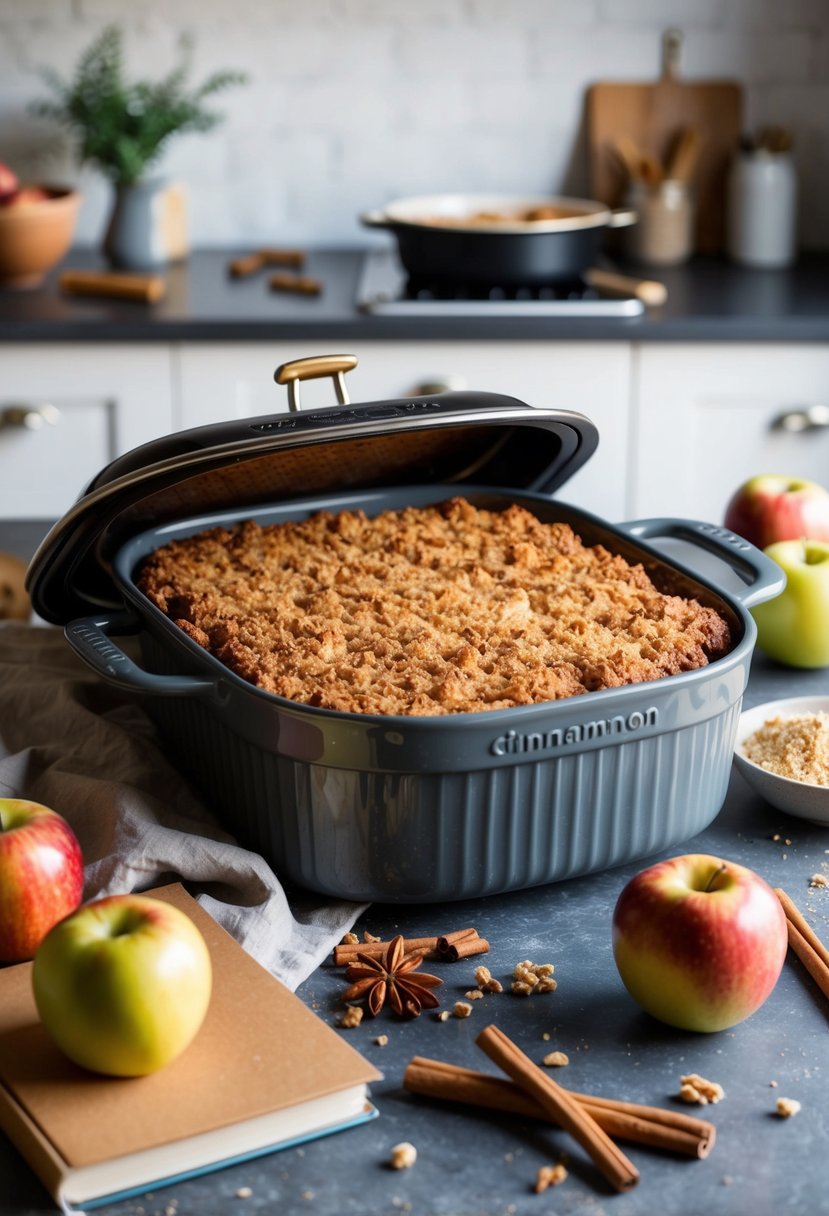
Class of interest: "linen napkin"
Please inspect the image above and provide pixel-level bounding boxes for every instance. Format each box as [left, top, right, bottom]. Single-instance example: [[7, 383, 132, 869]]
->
[[0, 624, 366, 990]]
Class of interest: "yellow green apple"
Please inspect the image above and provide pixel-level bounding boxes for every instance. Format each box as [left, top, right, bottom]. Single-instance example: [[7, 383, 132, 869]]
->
[[751, 539, 829, 668], [0, 798, 83, 963], [612, 853, 787, 1032], [32, 893, 212, 1076]]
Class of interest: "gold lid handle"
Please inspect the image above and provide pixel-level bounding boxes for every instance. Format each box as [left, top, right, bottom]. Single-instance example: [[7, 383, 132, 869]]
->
[[274, 354, 358, 413]]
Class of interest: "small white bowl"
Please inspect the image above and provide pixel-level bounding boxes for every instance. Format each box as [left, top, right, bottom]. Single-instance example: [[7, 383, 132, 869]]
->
[[734, 696, 829, 826]]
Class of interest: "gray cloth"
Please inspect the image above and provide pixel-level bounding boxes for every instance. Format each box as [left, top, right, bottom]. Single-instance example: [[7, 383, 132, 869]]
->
[[0, 624, 366, 990]]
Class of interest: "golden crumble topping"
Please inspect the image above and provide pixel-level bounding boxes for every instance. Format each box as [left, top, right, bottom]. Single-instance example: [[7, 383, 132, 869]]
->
[[138, 497, 732, 717]]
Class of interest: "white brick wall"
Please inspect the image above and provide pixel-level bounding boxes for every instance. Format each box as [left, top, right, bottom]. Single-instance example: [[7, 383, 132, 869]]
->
[[1, 0, 826, 249]]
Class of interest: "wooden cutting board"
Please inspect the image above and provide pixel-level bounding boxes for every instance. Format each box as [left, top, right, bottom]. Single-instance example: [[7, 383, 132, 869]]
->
[[587, 30, 743, 253]]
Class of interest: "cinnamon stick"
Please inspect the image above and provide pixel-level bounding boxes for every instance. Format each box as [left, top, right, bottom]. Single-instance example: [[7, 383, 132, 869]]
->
[[437, 928, 489, 960], [228, 253, 265, 278], [775, 888, 829, 1002], [476, 1025, 639, 1192], [259, 247, 306, 267], [59, 269, 166, 303], [404, 1057, 715, 1159], [333, 936, 438, 966], [269, 272, 322, 296]]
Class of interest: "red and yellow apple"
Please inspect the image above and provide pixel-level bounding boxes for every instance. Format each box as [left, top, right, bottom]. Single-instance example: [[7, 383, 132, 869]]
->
[[0, 161, 19, 201], [724, 474, 829, 549], [750, 539, 829, 668], [0, 798, 83, 963], [32, 894, 212, 1077], [612, 853, 787, 1032]]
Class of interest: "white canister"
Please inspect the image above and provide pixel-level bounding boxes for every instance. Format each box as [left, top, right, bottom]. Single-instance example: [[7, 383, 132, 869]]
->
[[726, 150, 798, 268]]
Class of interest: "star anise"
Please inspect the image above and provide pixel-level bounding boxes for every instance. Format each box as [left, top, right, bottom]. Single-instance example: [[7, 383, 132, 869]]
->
[[342, 934, 443, 1019]]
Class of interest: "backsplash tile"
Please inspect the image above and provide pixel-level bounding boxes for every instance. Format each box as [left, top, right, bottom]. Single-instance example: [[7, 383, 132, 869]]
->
[[1, 0, 826, 249]]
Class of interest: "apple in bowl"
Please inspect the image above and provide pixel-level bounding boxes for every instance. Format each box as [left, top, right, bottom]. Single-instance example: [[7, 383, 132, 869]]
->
[[612, 853, 787, 1032], [0, 798, 83, 963], [32, 893, 213, 1077]]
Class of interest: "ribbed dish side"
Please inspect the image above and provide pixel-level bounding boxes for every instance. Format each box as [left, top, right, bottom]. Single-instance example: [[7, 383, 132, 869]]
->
[[145, 692, 741, 903]]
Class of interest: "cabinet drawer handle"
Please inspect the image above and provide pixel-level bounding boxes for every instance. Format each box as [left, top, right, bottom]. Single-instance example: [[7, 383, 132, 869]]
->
[[0, 404, 61, 431], [770, 404, 829, 433]]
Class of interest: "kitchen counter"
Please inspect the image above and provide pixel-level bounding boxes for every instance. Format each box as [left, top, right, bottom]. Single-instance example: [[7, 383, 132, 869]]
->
[[2, 516, 829, 1216], [1, 247, 829, 343]]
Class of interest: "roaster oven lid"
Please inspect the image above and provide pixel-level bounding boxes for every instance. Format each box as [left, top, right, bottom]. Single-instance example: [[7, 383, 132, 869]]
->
[[27, 367, 598, 623]]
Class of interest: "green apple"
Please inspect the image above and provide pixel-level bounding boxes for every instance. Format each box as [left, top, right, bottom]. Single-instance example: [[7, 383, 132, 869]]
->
[[612, 853, 787, 1032], [751, 539, 829, 668], [32, 893, 212, 1077]]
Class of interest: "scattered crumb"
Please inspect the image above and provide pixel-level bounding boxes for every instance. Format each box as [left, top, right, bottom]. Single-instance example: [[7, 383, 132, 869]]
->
[[437, 1010, 451, 1022], [341, 931, 359, 945], [776, 1097, 801, 1118], [810, 873, 828, 888], [363, 930, 381, 943], [542, 1050, 570, 1067], [390, 1142, 417, 1169], [511, 960, 557, 995], [474, 964, 503, 993], [534, 1163, 568, 1192], [453, 1000, 473, 1018], [164, 1205, 177, 1216], [374, 1034, 389, 1047], [339, 1005, 364, 1028], [464, 989, 484, 1000], [722, 1176, 734, 1186], [542, 1032, 551, 1041], [301, 1190, 315, 1201], [235, 1188, 253, 1199], [770, 1080, 778, 1088], [679, 1073, 724, 1105]]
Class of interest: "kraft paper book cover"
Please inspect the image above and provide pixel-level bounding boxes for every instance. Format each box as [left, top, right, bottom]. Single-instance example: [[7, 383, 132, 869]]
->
[[0, 883, 380, 1211]]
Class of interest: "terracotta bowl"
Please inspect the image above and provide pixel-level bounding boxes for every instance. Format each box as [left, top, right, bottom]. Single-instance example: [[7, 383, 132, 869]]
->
[[0, 186, 81, 288]]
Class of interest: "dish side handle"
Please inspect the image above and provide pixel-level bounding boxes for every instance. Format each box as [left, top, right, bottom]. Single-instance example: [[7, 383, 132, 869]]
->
[[64, 612, 219, 698], [616, 518, 785, 610]]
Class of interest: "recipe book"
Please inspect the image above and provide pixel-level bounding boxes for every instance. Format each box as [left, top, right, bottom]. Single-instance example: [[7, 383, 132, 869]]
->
[[0, 883, 380, 1211]]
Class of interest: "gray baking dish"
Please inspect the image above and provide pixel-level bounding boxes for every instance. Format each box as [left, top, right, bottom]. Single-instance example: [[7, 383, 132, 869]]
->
[[27, 357, 784, 903]]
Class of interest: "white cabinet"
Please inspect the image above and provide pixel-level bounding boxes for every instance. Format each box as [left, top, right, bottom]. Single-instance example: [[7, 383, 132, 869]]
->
[[177, 341, 633, 521], [632, 344, 829, 523], [0, 345, 174, 518], [3, 338, 828, 527]]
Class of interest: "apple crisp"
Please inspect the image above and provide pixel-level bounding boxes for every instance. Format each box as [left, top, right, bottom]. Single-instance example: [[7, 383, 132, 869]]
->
[[137, 496, 731, 717]]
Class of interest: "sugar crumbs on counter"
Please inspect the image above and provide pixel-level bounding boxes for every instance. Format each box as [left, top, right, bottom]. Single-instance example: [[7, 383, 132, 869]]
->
[[743, 712, 829, 786]]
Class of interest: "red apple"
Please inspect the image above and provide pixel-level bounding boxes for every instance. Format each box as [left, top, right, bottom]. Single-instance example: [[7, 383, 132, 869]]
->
[[612, 853, 787, 1032], [0, 798, 84, 963], [724, 474, 829, 549], [32, 893, 213, 1077], [0, 161, 19, 201], [4, 185, 50, 206]]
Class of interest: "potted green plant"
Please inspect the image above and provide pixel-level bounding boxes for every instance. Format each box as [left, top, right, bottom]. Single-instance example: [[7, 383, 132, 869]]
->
[[30, 25, 247, 269]]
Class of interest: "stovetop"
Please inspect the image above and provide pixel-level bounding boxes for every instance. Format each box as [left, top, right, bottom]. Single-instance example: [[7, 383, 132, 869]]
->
[[355, 250, 645, 317]]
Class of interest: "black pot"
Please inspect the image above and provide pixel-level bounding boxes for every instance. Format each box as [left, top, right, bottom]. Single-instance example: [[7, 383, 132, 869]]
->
[[361, 193, 637, 286]]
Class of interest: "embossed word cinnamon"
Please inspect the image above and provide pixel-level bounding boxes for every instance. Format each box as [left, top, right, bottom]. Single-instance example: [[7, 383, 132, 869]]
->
[[476, 1025, 640, 1192], [403, 1057, 715, 1159], [775, 887, 829, 1003]]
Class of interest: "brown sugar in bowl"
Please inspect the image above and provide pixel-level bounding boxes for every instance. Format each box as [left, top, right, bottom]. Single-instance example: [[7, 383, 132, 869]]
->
[[0, 186, 81, 288]]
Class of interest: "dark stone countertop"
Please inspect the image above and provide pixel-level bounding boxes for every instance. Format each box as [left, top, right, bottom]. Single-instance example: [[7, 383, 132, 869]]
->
[[2, 516, 829, 1215], [1, 247, 828, 343]]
